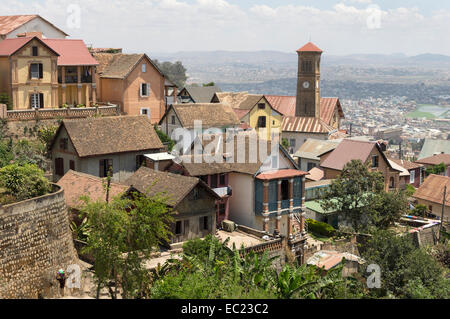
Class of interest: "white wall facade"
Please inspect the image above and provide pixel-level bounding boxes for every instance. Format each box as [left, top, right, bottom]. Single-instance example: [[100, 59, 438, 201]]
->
[[5, 16, 67, 39]]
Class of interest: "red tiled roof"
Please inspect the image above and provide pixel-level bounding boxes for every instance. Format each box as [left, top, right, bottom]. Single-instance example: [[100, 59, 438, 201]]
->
[[0, 37, 97, 66], [57, 170, 129, 208], [297, 42, 323, 53], [281, 116, 333, 133], [415, 154, 450, 166], [42, 39, 98, 66], [265, 95, 344, 125], [0, 37, 38, 56], [256, 169, 308, 181], [320, 139, 378, 171], [413, 174, 450, 206]]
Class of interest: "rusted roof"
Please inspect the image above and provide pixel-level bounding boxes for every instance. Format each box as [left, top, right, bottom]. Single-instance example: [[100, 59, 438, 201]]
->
[[265, 95, 344, 125], [295, 139, 340, 160], [214, 92, 264, 110], [233, 108, 250, 120], [181, 86, 222, 103], [164, 103, 240, 129], [413, 174, 450, 206], [54, 116, 163, 158], [124, 166, 219, 207], [0, 37, 97, 66], [57, 170, 129, 208], [306, 167, 324, 181], [256, 169, 308, 181], [297, 42, 323, 53], [0, 15, 68, 37], [416, 154, 450, 166], [320, 139, 383, 171], [281, 116, 333, 133], [390, 158, 423, 171]]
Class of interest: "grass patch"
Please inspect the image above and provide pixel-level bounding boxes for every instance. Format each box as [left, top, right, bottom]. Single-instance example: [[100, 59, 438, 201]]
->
[[405, 110, 436, 119], [308, 231, 334, 243]]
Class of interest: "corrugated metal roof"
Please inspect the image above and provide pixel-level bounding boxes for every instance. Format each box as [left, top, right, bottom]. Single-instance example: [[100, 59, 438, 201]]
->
[[295, 139, 340, 160], [320, 139, 378, 171], [418, 138, 450, 160], [413, 174, 450, 206], [281, 116, 333, 133]]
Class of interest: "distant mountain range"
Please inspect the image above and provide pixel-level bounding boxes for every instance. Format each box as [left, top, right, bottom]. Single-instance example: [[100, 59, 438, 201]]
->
[[154, 51, 450, 68]]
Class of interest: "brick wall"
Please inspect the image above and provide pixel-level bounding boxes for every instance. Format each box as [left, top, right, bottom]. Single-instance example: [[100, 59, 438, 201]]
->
[[0, 185, 78, 299]]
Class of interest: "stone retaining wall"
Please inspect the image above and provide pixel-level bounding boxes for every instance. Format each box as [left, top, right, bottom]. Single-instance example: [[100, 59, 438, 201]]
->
[[0, 185, 78, 299]]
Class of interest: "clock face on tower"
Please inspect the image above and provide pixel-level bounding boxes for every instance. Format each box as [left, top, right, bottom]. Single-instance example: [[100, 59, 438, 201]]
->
[[302, 81, 310, 89]]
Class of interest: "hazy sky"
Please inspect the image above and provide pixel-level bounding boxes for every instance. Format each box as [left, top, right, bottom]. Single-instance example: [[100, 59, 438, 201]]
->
[[2, 0, 449, 55]]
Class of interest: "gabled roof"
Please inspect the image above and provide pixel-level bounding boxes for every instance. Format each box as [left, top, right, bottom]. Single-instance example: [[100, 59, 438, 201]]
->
[[265, 95, 344, 125], [416, 154, 450, 166], [388, 160, 410, 177], [295, 139, 340, 161], [214, 92, 263, 110], [184, 131, 302, 176], [93, 53, 163, 79], [0, 36, 59, 57], [418, 138, 450, 160], [390, 158, 423, 171], [320, 139, 393, 171], [52, 116, 163, 158], [57, 170, 129, 208], [0, 37, 97, 66], [124, 166, 220, 207], [0, 15, 68, 37], [160, 103, 240, 129], [180, 86, 222, 103], [42, 39, 98, 66], [413, 174, 450, 206], [281, 116, 334, 134], [297, 42, 323, 53]]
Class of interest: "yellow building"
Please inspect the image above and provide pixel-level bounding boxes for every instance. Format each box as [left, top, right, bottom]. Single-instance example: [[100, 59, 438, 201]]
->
[[212, 92, 282, 141], [0, 35, 98, 109]]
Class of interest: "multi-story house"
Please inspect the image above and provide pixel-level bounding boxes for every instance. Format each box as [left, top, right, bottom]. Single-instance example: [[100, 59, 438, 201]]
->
[[319, 139, 401, 192], [0, 35, 98, 109], [93, 53, 177, 123], [167, 132, 309, 238], [211, 92, 283, 142], [50, 116, 164, 182]]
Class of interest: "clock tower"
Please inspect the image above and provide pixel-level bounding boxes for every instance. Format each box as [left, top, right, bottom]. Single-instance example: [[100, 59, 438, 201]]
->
[[295, 42, 322, 118]]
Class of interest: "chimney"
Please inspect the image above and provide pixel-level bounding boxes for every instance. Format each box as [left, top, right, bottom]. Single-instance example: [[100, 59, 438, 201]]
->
[[17, 32, 43, 38]]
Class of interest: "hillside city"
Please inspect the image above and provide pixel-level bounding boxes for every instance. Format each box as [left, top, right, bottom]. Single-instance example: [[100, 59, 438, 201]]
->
[[0, 12, 448, 305]]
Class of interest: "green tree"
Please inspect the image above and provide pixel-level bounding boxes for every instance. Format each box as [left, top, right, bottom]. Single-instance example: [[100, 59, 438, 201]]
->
[[0, 140, 13, 168], [361, 230, 449, 298], [372, 190, 408, 229], [153, 60, 187, 88], [0, 163, 51, 202], [37, 125, 58, 155], [411, 204, 427, 217], [425, 163, 446, 176], [80, 190, 173, 299], [0, 93, 12, 110], [320, 160, 385, 232], [154, 125, 175, 152], [203, 82, 215, 87]]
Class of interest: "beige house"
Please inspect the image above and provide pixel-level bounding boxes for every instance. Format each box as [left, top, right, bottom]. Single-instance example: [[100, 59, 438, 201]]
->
[[0, 35, 98, 109], [93, 53, 177, 123], [50, 116, 164, 182], [413, 174, 450, 222]]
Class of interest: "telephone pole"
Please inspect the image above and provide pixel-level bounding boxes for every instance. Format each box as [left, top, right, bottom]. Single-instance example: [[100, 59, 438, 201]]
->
[[439, 185, 447, 242]]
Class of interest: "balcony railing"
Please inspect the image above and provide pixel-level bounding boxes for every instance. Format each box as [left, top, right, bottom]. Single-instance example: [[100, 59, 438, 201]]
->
[[255, 199, 303, 215], [58, 75, 93, 84]]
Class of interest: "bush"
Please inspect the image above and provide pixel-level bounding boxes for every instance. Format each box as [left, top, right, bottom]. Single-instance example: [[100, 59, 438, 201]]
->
[[0, 163, 51, 202], [306, 218, 335, 237]]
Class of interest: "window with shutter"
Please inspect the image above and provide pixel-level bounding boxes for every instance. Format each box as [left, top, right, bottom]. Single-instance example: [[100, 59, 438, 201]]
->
[[32, 46, 38, 56], [55, 158, 64, 176], [30, 93, 41, 108], [257, 116, 266, 128], [99, 159, 113, 177], [30, 64, 39, 79], [175, 221, 182, 235]]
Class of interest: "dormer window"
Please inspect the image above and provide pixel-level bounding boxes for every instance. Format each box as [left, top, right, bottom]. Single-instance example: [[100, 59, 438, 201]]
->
[[32, 46, 38, 56]]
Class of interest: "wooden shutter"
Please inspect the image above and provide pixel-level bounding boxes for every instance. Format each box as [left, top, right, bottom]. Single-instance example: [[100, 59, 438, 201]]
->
[[69, 160, 75, 170], [99, 160, 105, 177], [55, 158, 64, 176], [139, 84, 143, 97], [39, 63, 43, 79], [29, 65, 32, 80], [184, 220, 189, 235], [146, 83, 150, 96], [29, 95, 33, 108], [39, 93, 44, 108]]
